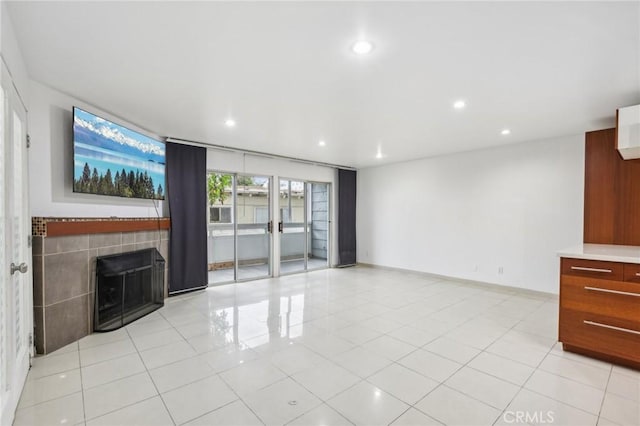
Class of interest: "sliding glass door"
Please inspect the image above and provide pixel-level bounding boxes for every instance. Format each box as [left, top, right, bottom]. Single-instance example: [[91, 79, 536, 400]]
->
[[279, 180, 306, 274], [308, 182, 330, 270], [207, 173, 272, 284], [207, 173, 235, 284], [207, 173, 329, 284], [236, 175, 271, 280], [279, 179, 330, 275]]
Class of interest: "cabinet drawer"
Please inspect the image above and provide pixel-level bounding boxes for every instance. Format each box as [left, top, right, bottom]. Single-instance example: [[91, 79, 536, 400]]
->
[[560, 275, 640, 322], [624, 263, 640, 283], [559, 309, 640, 364], [561, 258, 623, 281]]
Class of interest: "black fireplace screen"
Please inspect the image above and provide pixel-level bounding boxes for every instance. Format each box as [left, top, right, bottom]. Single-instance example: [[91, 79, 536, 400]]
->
[[95, 248, 165, 332]]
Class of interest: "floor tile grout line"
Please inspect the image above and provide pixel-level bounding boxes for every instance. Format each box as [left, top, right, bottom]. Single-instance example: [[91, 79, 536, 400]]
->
[[77, 335, 131, 352], [423, 303, 540, 426], [549, 350, 614, 372], [518, 386, 607, 420], [16, 353, 84, 414], [536, 354, 614, 392], [182, 398, 265, 426], [183, 371, 265, 426], [596, 364, 613, 425], [125, 326, 178, 426], [77, 347, 87, 424], [489, 305, 562, 426], [494, 333, 597, 425], [22, 363, 81, 384], [79, 347, 139, 370], [213, 336, 281, 425], [83, 394, 163, 424], [234, 333, 392, 425]]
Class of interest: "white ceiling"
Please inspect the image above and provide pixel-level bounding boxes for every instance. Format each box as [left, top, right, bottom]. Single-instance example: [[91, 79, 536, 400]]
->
[[6, 1, 640, 168]]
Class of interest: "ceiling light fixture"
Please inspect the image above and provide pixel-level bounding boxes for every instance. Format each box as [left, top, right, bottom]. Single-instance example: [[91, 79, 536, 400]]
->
[[501, 129, 511, 135], [225, 119, 236, 128], [318, 140, 326, 147], [376, 151, 383, 159], [453, 100, 466, 109], [352, 40, 374, 55]]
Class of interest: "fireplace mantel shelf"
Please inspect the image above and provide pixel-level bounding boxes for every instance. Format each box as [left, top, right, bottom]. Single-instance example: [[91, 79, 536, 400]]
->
[[33, 217, 170, 237]]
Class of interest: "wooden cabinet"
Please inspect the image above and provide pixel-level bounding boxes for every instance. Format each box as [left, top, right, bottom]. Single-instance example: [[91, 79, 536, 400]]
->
[[583, 128, 640, 246], [559, 257, 640, 368]]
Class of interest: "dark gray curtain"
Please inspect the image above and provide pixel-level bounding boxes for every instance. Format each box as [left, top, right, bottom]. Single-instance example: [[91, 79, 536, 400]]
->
[[338, 169, 357, 266], [166, 142, 208, 294]]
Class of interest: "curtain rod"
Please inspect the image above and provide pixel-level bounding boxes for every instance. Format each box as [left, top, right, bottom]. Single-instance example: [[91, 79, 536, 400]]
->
[[165, 136, 357, 171]]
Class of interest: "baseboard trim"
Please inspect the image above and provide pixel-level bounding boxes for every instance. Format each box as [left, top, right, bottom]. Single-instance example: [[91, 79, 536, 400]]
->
[[356, 262, 558, 300]]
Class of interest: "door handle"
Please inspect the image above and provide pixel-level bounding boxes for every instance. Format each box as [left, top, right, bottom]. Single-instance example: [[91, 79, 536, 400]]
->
[[10, 262, 28, 275], [278, 222, 283, 233]]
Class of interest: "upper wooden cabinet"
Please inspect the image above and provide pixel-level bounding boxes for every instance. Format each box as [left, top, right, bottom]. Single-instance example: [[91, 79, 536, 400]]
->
[[584, 128, 640, 245], [616, 105, 640, 160]]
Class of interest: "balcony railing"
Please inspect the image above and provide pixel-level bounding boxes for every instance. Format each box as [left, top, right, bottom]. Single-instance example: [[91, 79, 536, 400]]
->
[[208, 223, 329, 266]]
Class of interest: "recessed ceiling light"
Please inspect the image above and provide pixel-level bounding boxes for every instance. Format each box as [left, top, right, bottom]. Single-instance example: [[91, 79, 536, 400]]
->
[[376, 151, 383, 159], [501, 129, 511, 135], [352, 40, 374, 55], [318, 140, 326, 147], [225, 119, 236, 127], [453, 100, 466, 109]]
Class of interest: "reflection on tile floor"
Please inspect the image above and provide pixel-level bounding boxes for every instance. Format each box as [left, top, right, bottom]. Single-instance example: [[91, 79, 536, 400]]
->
[[14, 267, 640, 426]]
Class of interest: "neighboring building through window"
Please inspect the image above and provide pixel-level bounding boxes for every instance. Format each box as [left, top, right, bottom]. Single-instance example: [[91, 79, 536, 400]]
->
[[255, 207, 294, 223], [255, 207, 269, 223], [210, 206, 232, 223]]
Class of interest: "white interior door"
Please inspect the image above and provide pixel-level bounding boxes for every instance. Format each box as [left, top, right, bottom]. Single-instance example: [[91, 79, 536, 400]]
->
[[0, 63, 32, 426]]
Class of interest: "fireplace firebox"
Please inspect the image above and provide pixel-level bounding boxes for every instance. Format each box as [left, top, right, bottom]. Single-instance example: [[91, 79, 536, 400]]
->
[[95, 248, 165, 331]]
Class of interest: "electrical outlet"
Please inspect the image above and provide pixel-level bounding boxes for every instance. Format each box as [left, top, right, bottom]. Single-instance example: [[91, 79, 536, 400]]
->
[[473, 265, 479, 272], [498, 266, 504, 274]]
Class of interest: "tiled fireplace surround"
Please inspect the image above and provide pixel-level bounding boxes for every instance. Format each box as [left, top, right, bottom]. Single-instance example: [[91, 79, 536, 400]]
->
[[32, 218, 170, 354]]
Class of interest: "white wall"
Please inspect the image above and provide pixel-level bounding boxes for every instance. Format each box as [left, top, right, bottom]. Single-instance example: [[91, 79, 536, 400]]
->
[[206, 149, 339, 268], [357, 135, 585, 294], [1, 2, 29, 106], [28, 81, 164, 217]]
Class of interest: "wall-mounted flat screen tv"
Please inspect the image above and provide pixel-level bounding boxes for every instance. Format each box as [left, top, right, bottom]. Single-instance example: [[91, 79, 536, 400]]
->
[[73, 107, 165, 200]]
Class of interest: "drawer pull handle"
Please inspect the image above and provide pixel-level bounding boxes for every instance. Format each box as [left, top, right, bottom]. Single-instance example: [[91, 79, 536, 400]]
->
[[584, 286, 640, 297], [571, 266, 612, 273], [583, 320, 640, 336]]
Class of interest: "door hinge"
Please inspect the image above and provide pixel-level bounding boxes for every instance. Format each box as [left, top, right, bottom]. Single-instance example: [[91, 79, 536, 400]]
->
[[28, 235, 32, 248], [26, 134, 31, 148]]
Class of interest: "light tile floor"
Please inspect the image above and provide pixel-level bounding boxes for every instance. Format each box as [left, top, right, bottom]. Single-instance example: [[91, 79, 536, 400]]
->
[[14, 267, 640, 426]]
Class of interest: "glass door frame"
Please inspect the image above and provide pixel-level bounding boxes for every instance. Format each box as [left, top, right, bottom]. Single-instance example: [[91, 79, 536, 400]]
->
[[235, 173, 272, 282], [278, 177, 331, 276], [278, 178, 308, 275], [306, 181, 331, 272], [207, 170, 273, 285]]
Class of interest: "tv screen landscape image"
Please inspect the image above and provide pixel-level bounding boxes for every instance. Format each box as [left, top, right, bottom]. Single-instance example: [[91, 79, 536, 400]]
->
[[73, 107, 165, 200]]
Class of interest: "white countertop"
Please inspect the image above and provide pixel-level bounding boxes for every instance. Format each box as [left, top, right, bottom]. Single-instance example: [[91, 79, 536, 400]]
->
[[558, 244, 640, 264]]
